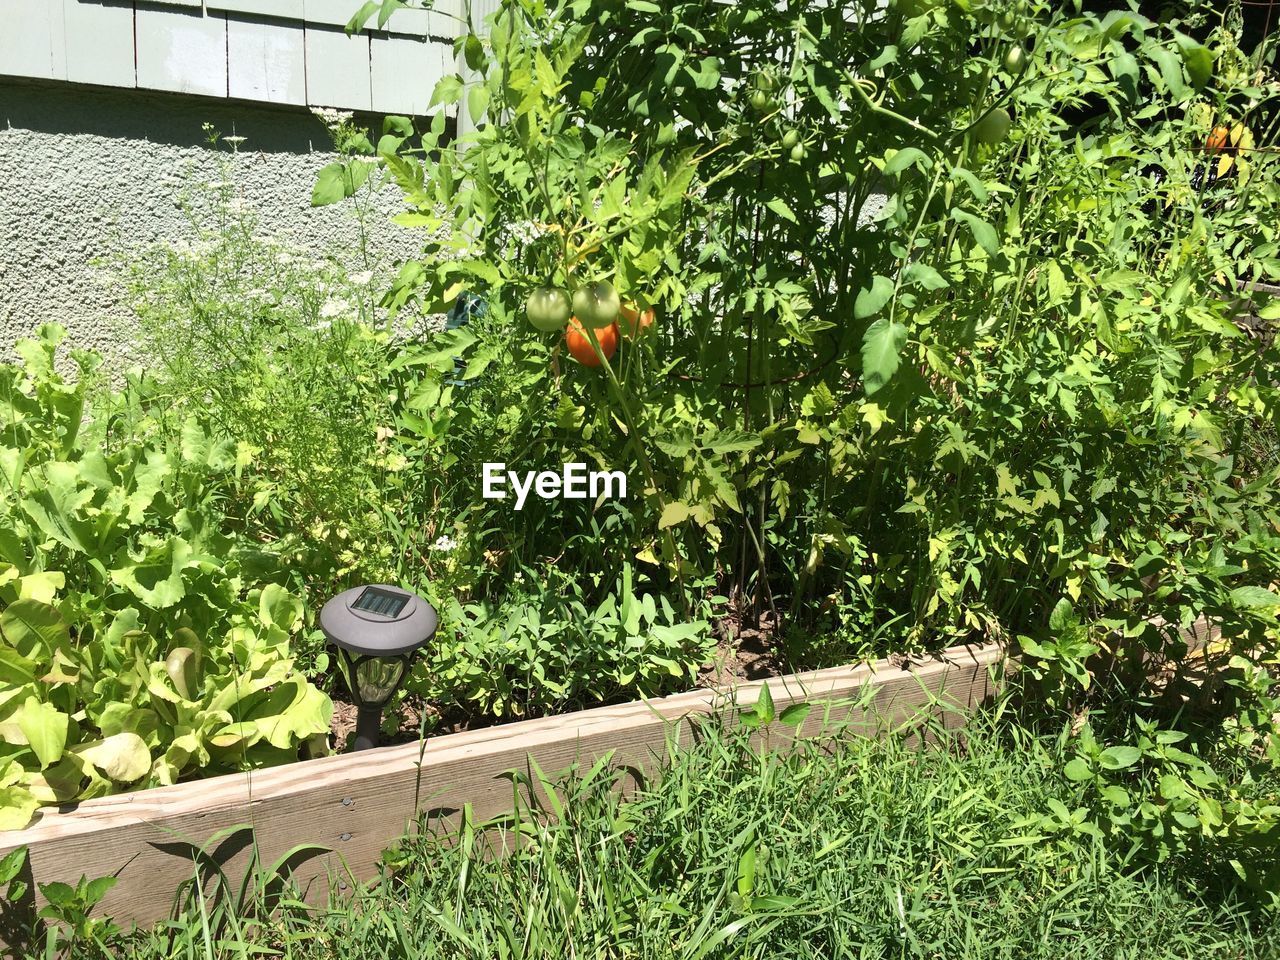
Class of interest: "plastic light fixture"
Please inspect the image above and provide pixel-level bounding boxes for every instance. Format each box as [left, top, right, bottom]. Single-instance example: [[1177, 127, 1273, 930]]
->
[[320, 584, 439, 751]]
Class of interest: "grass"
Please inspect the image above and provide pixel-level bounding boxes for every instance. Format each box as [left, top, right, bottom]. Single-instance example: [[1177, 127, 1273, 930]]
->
[[50, 711, 1280, 960]]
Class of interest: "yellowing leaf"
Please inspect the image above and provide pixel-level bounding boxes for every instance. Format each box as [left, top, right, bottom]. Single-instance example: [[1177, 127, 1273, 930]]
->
[[659, 502, 694, 529], [16, 573, 64, 604], [859, 402, 889, 434], [72, 733, 151, 783], [0, 786, 39, 831]]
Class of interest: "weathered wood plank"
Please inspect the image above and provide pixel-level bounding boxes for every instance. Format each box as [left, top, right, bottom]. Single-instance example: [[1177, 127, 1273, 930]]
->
[[305, 0, 463, 35], [370, 32, 448, 116], [0, 0, 61, 80], [0, 644, 1002, 933], [211, 0, 307, 19], [303, 23, 371, 110], [135, 6, 229, 99], [62, 0, 136, 89], [227, 14, 307, 105]]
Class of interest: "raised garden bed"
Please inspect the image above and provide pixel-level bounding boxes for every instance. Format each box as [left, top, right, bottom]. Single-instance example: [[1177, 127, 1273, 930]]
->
[[0, 643, 1004, 938]]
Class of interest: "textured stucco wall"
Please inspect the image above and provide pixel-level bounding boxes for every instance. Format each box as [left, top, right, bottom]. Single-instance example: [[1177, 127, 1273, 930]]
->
[[0, 78, 421, 367]]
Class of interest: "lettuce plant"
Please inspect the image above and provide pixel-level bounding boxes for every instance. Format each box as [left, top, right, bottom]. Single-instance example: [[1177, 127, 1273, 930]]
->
[[0, 327, 331, 830]]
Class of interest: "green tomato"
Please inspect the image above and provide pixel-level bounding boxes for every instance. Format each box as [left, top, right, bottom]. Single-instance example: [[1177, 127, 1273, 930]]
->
[[752, 68, 778, 94], [790, 143, 807, 162], [973, 107, 1012, 145], [749, 89, 772, 113], [1004, 45, 1027, 76], [526, 286, 572, 331], [572, 280, 621, 329], [781, 129, 800, 150]]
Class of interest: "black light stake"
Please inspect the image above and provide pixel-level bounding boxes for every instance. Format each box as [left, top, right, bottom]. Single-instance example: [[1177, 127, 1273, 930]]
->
[[320, 584, 439, 751]]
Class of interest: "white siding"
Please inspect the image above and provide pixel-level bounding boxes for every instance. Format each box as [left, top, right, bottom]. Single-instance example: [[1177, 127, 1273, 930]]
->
[[304, 25, 371, 111], [0, 0, 60, 80], [2, 0, 467, 115], [136, 6, 229, 99], [371, 33, 449, 117], [211, 0, 306, 18], [62, 0, 135, 89], [227, 16, 307, 105]]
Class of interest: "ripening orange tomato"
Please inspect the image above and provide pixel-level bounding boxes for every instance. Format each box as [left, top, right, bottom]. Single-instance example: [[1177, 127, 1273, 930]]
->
[[619, 303, 656, 339], [565, 317, 619, 367], [1205, 125, 1232, 153]]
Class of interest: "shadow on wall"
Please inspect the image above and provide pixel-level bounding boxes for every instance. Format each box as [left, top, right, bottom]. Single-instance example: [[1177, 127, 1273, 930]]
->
[[0, 76, 339, 153]]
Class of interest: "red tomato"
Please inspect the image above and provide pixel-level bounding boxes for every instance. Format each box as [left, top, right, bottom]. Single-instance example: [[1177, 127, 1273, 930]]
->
[[565, 317, 619, 367]]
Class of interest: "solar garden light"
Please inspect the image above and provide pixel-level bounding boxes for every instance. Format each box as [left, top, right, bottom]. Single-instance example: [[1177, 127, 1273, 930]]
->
[[320, 584, 439, 751]]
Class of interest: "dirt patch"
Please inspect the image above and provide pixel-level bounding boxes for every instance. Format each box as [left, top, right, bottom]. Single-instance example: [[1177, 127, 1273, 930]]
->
[[697, 607, 785, 688]]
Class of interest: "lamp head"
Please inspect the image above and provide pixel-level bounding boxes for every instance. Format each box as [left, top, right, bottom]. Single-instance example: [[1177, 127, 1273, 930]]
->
[[320, 584, 438, 711]]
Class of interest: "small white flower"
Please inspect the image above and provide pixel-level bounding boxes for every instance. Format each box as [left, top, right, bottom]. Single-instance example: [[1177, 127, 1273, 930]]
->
[[350, 270, 374, 285], [431, 535, 458, 553], [312, 107, 354, 129], [319, 298, 349, 319]]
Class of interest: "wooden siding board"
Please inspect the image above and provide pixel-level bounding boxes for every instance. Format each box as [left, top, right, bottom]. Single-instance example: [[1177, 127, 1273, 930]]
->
[[370, 32, 447, 116], [0, 0, 60, 80], [303, 0, 369, 28], [227, 15, 306, 105], [303, 23, 371, 110], [135, 6, 229, 98], [62, 0, 136, 89], [0, 645, 1003, 931], [6, 1, 462, 108]]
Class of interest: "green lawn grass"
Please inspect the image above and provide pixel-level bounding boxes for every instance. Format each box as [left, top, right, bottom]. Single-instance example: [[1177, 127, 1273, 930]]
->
[[81, 712, 1280, 959]]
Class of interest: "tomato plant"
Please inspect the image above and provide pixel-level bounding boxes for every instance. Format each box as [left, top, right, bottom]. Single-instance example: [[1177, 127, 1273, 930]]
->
[[337, 0, 1280, 882]]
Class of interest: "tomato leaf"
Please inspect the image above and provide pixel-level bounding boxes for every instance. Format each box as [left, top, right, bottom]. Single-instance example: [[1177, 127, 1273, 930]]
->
[[1230, 586, 1280, 610], [1174, 32, 1212, 89], [854, 276, 894, 320], [764, 198, 797, 224], [861, 318, 908, 395], [951, 209, 999, 255]]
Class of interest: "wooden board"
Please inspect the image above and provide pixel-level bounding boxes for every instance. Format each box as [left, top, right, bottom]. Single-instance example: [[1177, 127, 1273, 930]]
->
[[211, 0, 307, 20], [305, 0, 463, 35], [370, 32, 449, 117], [62, 0, 137, 89], [5, 2, 462, 112], [227, 15, 307, 105], [135, 6, 229, 98], [303, 24, 371, 111], [0, 0, 62, 81], [0, 643, 1002, 934]]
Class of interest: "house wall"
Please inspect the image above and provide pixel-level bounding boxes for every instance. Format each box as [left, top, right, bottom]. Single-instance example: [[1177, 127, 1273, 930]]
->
[[0, 0, 489, 365], [0, 78, 424, 366]]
